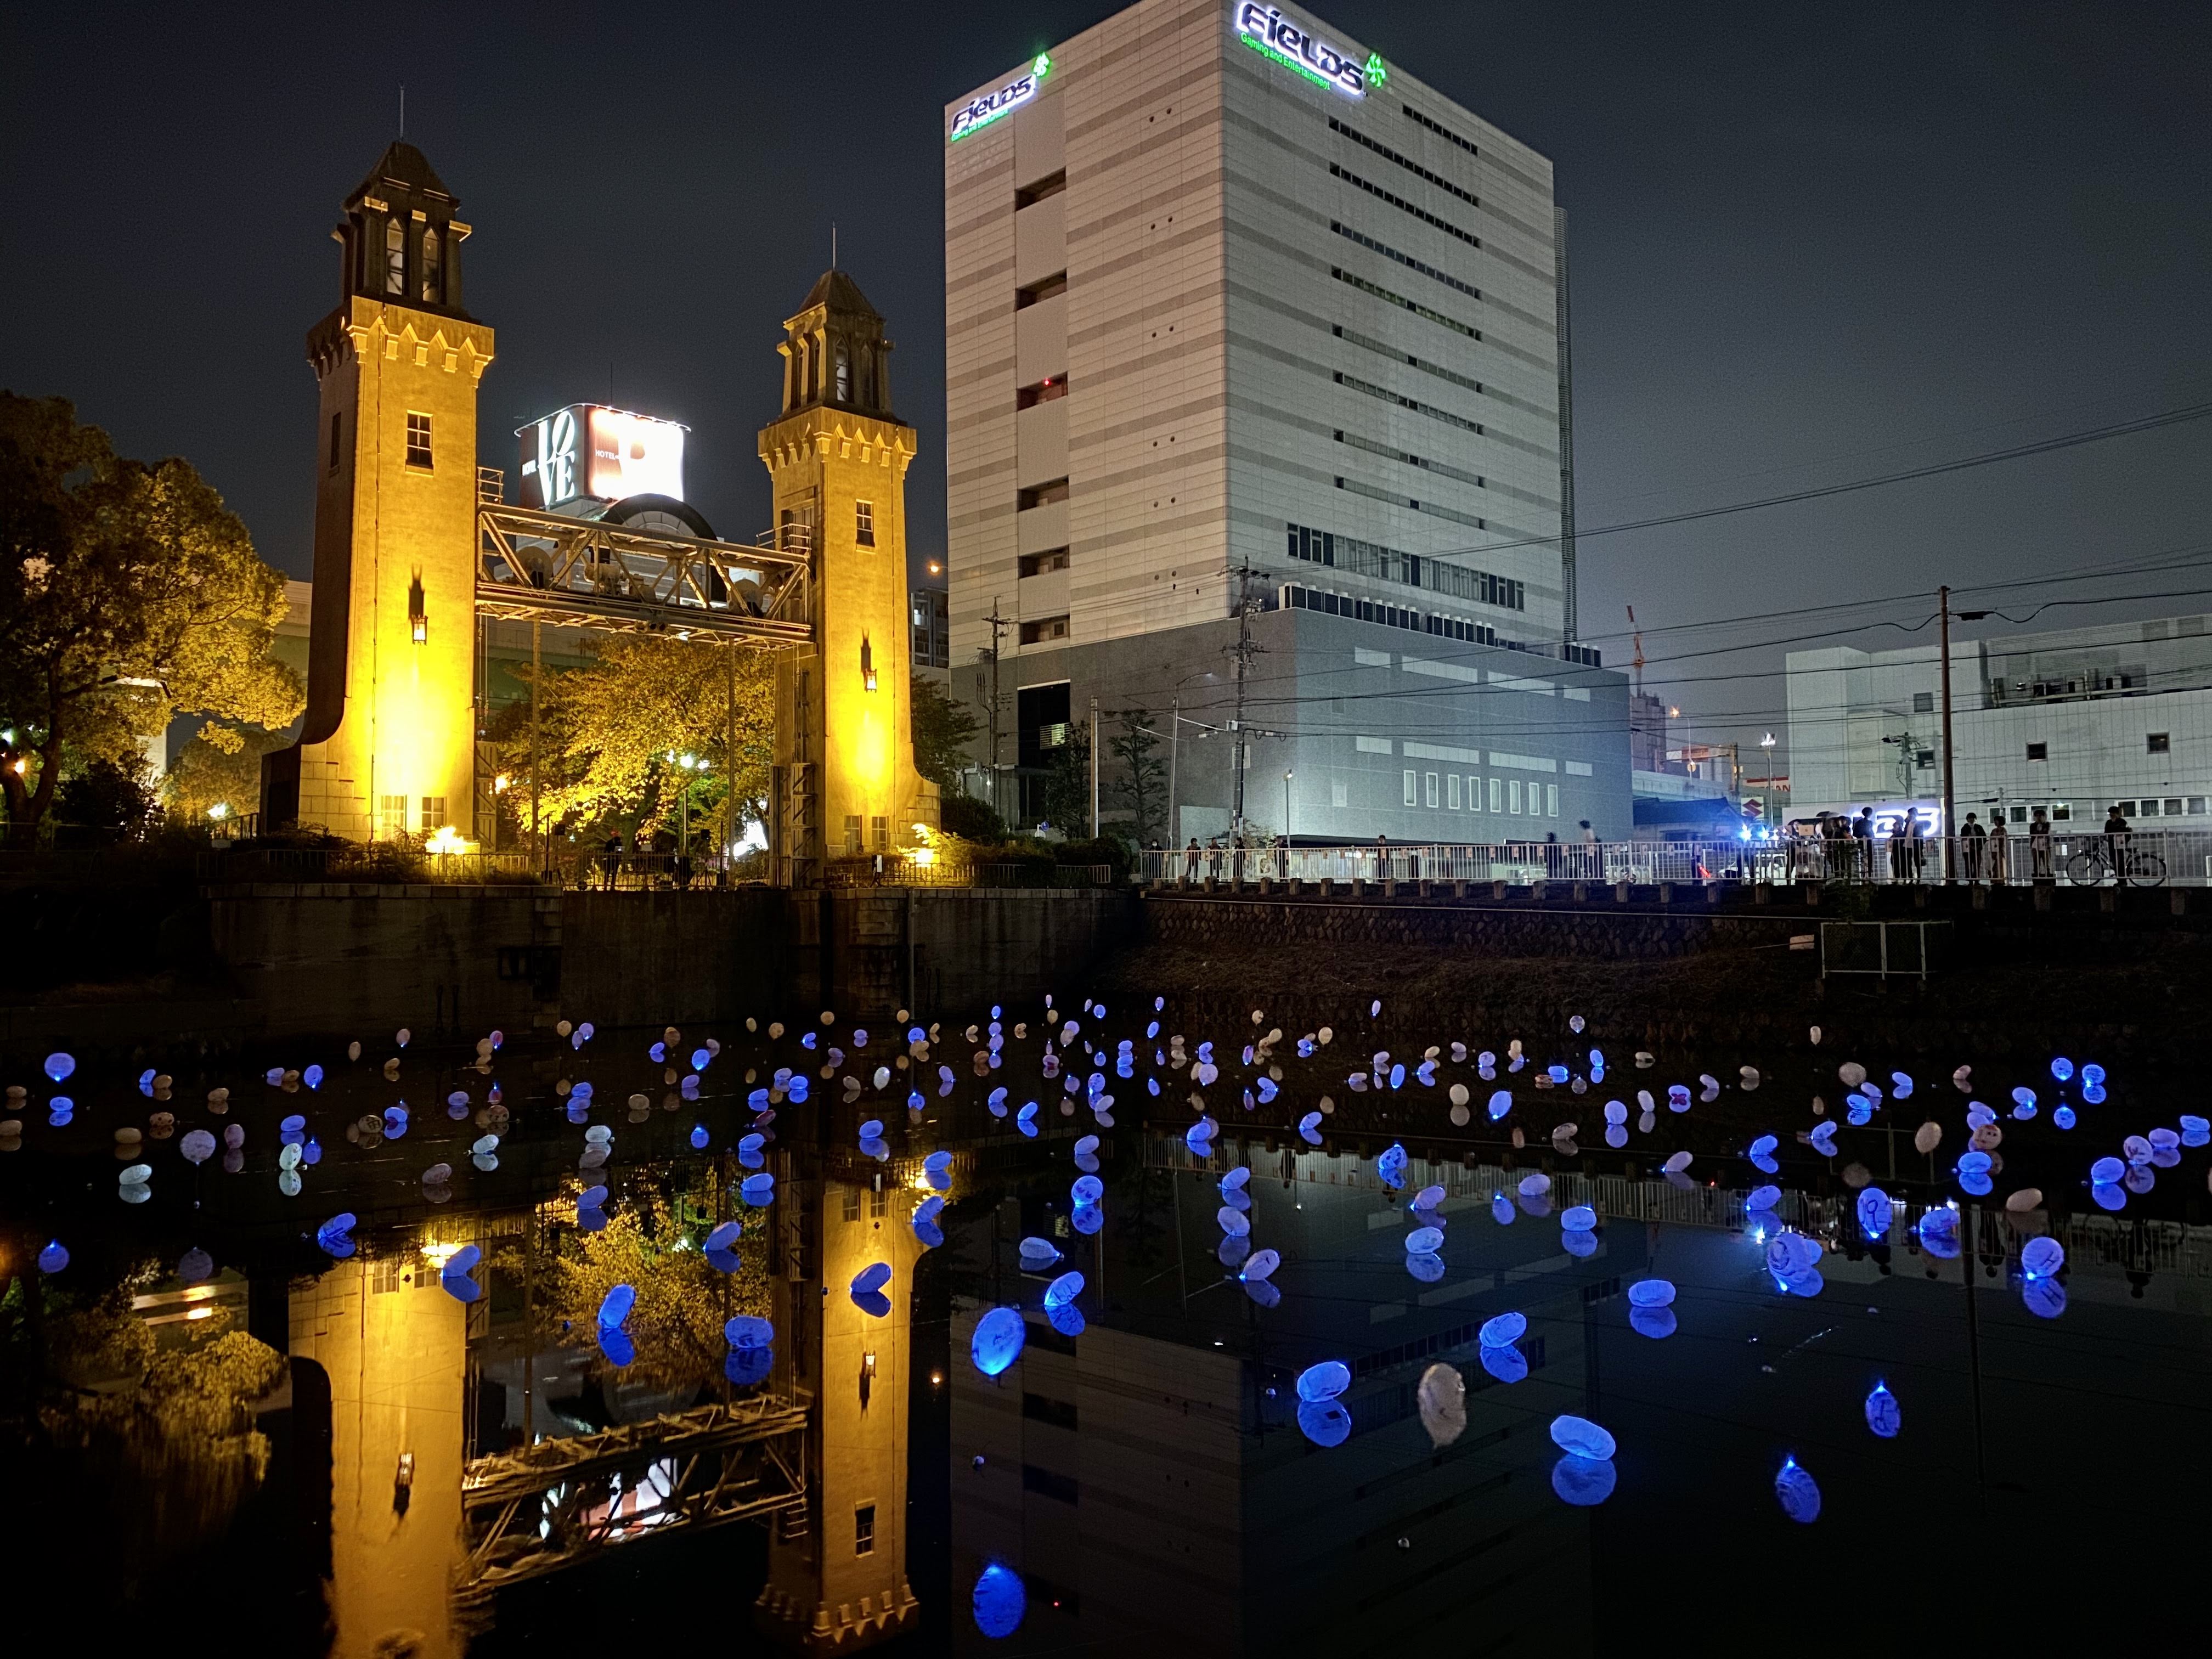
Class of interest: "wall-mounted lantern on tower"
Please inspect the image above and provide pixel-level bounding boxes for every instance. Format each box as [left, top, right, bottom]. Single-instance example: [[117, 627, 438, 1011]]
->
[[408, 573, 428, 645], [861, 634, 877, 693]]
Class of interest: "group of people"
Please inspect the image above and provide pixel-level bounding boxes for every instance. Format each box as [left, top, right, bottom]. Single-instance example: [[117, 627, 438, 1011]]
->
[[1805, 803, 2133, 883]]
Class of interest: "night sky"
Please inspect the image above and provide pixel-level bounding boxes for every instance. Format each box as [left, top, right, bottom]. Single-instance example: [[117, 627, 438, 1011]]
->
[[6, 1, 2208, 764]]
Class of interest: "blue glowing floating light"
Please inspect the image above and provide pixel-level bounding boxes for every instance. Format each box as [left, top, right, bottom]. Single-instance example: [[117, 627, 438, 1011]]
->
[[1407, 1252, 1446, 1283], [1667, 1084, 1691, 1111], [1406, 1225, 1445, 1254], [1297, 1398, 1352, 1447], [1299, 1111, 1324, 1144], [43, 1053, 74, 1082], [1071, 1175, 1104, 1206], [1629, 1305, 1677, 1340], [1917, 1209, 1961, 1259], [1563, 1230, 1599, 1259], [1043, 1271, 1084, 1310], [2055, 1106, 2078, 1130], [2090, 1155, 2125, 1185], [1549, 1064, 1570, 1084], [1749, 1134, 1778, 1159], [703, 1220, 741, 1253], [442, 1274, 483, 1304], [1865, 1381, 1901, 1438], [1070, 1203, 1104, 1235], [1047, 1302, 1085, 1337], [1243, 1248, 1282, 1283], [2021, 1235, 2065, 1279], [724, 1314, 774, 1350], [1488, 1090, 1514, 1122], [1857, 1187, 1893, 1241], [1018, 1237, 1061, 1272], [1217, 1234, 1250, 1269], [1550, 1414, 1616, 1461], [725, 1344, 773, 1387], [2081, 1062, 2106, 1087], [2051, 1057, 2074, 1081], [1774, 1456, 1821, 1523], [596, 1326, 635, 1367], [1747, 1184, 1782, 1211], [315, 1214, 358, 1257], [1552, 1454, 1618, 1506], [2023, 1277, 2068, 1319], [37, 1240, 69, 1274], [1480, 1342, 1528, 1384], [1627, 1278, 1676, 1308], [650, 1041, 667, 1062], [1297, 1361, 1351, 1402], [597, 1284, 636, 1330], [1410, 1183, 1446, 1212], [851, 1261, 891, 1298], [1221, 1167, 1251, 1197], [1491, 1192, 1516, 1226], [1480, 1311, 1527, 1348], [741, 1173, 776, 1207], [972, 1307, 1028, 1376], [689, 1125, 709, 1150], [1561, 1205, 1597, 1234]]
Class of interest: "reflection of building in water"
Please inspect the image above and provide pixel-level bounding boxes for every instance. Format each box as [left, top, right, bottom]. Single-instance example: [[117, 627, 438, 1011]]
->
[[757, 1163, 923, 1649], [290, 1252, 469, 1659], [949, 1150, 1609, 1653]]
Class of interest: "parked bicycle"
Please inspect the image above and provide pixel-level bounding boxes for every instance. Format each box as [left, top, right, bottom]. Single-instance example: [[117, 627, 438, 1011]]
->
[[2064, 839, 2166, 888]]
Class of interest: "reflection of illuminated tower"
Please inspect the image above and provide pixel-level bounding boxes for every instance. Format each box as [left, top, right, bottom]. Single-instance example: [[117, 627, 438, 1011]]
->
[[289, 1253, 469, 1659], [757, 1168, 921, 1649], [263, 142, 494, 843], [760, 272, 933, 885]]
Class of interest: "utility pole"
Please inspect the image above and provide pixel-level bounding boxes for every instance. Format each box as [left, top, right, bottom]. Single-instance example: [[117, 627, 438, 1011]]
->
[[977, 597, 1011, 818], [1939, 584, 1956, 883], [1225, 563, 1265, 836], [1166, 695, 1181, 847], [1088, 696, 1099, 837], [529, 621, 543, 874]]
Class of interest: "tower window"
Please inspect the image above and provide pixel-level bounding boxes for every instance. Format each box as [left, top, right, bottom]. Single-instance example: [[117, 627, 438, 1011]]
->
[[405, 413, 433, 470], [421, 225, 441, 303], [385, 216, 405, 295], [855, 500, 876, 547], [1015, 171, 1066, 208], [1018, 479, 1069, 510], [836, 348, 851, 404], [1019, 549, 1069, 577], [1016, 377, 1069, 410], [2148, 732, 2170, 754], [854, 1504, 876, 1556], [1019, 616, 1069, 645]]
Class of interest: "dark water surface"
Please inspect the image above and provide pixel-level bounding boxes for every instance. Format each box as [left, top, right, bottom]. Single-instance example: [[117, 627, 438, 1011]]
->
[[4, 998, 2208, 1655]]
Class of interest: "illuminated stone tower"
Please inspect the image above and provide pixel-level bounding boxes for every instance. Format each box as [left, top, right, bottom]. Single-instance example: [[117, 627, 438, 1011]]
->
[[263, 142, 494, 842], [756, 1166, 922, 1649], [760, 272, 932, 885]]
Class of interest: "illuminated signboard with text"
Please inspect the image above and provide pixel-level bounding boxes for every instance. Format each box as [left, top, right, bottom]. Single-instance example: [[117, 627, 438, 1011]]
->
[[516, 405, 687, 509], [949, 53, 1052, 141], [1232, 3, 1382, 98]]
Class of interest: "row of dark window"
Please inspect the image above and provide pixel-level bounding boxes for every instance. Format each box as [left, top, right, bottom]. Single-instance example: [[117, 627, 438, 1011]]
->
[[1329, 117, 1480, 210], [1287, 522, 1523, 611], [1284, 582, 1500, 645], [1335, 368, 1484, 437], [1330, 163, 1481, 249], [2025, 733, 2174, 759], [1331, 222, 1480, 300], [1334, 321, 1486, 397], [1335, 473, 1487, 533], [1336, 428, 1485, 490], [1331, 266, 1481, 341], [1404, 104, 1481, 159]]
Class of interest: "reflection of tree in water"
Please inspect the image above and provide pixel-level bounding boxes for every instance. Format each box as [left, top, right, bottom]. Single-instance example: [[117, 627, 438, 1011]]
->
[[4, 1262, 284, 1581], [500, 1169, 774, 1393]]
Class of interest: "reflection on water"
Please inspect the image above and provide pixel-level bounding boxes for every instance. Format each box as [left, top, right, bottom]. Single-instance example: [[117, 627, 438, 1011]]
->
[[5, 1004, 2212, 1651]]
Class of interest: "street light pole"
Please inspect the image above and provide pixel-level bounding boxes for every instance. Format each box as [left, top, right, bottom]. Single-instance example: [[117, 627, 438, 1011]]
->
[[1939, 584, 1956, 883]]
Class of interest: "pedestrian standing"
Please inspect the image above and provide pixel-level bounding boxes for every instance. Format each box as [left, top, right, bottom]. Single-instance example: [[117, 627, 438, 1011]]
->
[[1960, 812, 1987, 881], [2028, 807, 2052, 879], [1988, 815, 2010, 883], [1183, 836, 1201, 882]]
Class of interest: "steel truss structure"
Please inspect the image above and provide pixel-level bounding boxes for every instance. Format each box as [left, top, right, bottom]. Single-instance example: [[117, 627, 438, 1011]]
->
[[453, 1393, 810, 1606], [476, 503, 813, 644]]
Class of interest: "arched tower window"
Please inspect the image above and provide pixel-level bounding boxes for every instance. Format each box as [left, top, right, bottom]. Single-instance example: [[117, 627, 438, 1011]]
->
[[421, 225, 441, 303], [835, 346, 851, 404], [385, 216, 405, 295]]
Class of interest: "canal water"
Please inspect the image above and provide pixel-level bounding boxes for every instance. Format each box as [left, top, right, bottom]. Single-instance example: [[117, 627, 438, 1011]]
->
[[3, 996, 2207, 1653]]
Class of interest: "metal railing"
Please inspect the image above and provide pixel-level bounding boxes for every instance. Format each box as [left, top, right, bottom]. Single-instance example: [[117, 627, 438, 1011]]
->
[[823, 856, 1115, 889], [1140, 830, 2212, 888]]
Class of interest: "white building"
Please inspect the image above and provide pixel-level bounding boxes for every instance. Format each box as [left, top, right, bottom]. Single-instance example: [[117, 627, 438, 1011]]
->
[[941, 0, 1627, 840], [1787, 613, 2212, 831]]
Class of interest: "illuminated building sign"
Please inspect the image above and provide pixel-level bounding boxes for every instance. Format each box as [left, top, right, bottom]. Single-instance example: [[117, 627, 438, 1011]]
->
[[1232, 3, 1381, 98], [950, 54, 1051, 141], [516, 405, 687, 507]]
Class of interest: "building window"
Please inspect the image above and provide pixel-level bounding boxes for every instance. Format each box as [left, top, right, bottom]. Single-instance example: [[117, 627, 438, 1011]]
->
[[1016, 377, 1069, 409], [844, 815, 864, 855], [1916, 750, 1934, 770], [2148, 732, 2170, 754], [1019, 549, 1069, 577], [1468, 775, 1481, 812], [2025, 742, 2047, 761], [1912, 691, 1934, 714], [1403, 770, 1417, 806], [421, 225, 441, 303], [1488, 776, 1501, 813], [854, 1505, 876, 1556], [1015, 170, 1066, 208], [871, 815, 888, 852], [329, 413, 342, 473], [1546, 783, 1559, 817], [842, 1187, 861, 1223], [419, 797, 448, 834], [405, 413, 433, 470], [2051, 803, 2071, 821], [385, 215, 405, 295], [372, 1255, 404, 1295], [835, 348, 851, 403], [1019, 616, 1069, 645], [1447, 774, 1460, 810], [855, 500, 876, 547], [2190, 797, 2208, 815], [1015, 272, 1068, 308], [378, 794, 409, 839], [1509, 780, 1522, 814], [1424, 772, 1438, 808], [1018, 478, 1069, 509], [1021, 1464, 1079, 1504], [1331, 779, 1348, 808]]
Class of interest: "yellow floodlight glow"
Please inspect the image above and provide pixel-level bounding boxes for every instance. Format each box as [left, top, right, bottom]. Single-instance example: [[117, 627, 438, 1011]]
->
[[426, 825, 470, 856]]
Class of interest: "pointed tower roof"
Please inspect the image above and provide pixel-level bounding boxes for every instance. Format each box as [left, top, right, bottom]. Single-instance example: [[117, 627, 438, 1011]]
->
[[798, 268, 882, 320], [347, 140, 456, 209]]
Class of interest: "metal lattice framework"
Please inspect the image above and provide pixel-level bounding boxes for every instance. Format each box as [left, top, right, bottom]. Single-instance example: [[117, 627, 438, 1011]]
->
[[476, 503, 812, 643], [453, 1393, 810, 1603]]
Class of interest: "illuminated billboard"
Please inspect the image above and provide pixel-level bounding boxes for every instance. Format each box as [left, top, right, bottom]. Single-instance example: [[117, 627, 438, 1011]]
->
[[516, 405, 687, 509]]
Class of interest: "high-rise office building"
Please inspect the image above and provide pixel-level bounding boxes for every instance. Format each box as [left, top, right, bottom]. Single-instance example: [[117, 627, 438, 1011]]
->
[[944, 0, 1627, 841]]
